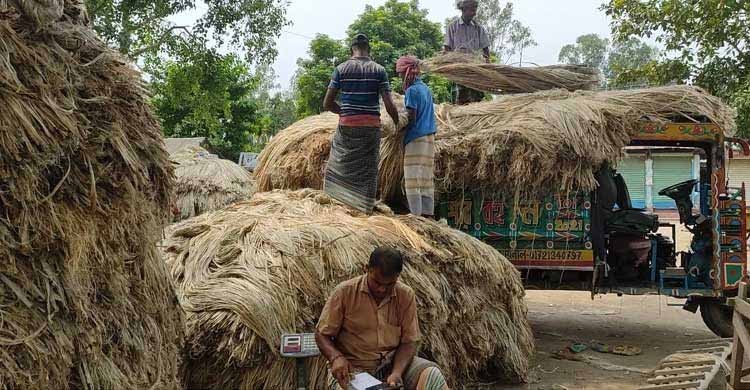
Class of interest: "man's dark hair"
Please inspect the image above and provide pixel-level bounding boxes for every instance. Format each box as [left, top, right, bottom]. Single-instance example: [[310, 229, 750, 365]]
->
[[368, 247, 404, 277], [352, 42, 370, 53], [350, 33, 370, 54], [457, 0, 478, 10]]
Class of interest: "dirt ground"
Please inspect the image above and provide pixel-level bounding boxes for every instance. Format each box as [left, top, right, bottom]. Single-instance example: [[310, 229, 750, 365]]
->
[[657, 224, 692, 253], [499, 291, 726, 390]]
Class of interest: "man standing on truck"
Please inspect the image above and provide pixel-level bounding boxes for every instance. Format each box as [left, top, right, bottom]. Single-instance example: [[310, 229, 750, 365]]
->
[[315, 247, 449, 390], [396, 56, 437, 218], [323, 33, 400, 214], [443, 0, 491, 104]]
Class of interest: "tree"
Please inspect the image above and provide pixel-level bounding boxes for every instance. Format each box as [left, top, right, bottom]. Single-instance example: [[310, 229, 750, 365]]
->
[[558, 34, 659, 87], [293, 34, 349, 118], [509, 23, 536, 65], [607, 38, 660, 86], [558, 34, 610, 70], [602, 0, 750, 136], [293, 1, 450, 118], [151, 51, 264, 161], [475, 0, 536, 64], [347, 0, 447, 98], [85, 0, 289, 67], [264, 91, 296, 135], [254, 67, 296, 141], [347, 0, 443, 76]]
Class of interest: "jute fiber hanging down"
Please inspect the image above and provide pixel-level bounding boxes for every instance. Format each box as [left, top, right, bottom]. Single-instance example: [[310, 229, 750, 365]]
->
[[0, 1, 184, 388], [162, 189, 534, 389]]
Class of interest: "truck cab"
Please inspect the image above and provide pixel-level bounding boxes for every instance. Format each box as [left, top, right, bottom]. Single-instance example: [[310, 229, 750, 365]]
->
[[437, 120, 748, 337]]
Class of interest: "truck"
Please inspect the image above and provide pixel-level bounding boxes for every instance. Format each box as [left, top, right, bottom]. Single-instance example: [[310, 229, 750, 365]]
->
[[437, 120, 749, 337]]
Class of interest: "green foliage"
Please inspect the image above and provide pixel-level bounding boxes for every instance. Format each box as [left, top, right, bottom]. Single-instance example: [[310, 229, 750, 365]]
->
[[558, 34, 610, 70], [261, 92, 296, 137], [608, 56, 688, 89], [293, 34, 349, 118], [151, 52, 263, 161], [731, 81, 750, 138], [85, 0, 289, 66], [424, 75, 453, 104], [347, 0, 443, 75], [252, 66, 297, 147], [608, 38, 660, 82], [558, 34, 659, 88], [293, 0, 462, 118], [85, 0, 190, 57], [603, 0, 750, 136], [475, 0, 513, 60]]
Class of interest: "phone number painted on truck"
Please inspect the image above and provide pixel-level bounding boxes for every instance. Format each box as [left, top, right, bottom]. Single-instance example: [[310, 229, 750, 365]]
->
[[499, 249, 594, 270]]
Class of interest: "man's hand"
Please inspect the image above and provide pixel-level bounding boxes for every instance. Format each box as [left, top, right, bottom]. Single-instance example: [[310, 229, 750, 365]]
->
[[331, 356, 352, 387], [386, 372, 403, 388]]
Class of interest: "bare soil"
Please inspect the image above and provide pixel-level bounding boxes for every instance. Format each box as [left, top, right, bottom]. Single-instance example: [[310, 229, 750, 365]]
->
[[499, 291, 725, 390]]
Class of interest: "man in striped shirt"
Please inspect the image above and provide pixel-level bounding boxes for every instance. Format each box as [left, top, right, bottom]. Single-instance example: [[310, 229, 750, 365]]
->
[[322, 33, 400, 214]]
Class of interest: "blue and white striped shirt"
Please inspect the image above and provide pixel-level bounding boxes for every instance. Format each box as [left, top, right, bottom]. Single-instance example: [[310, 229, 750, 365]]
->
[[329, 57, 390, 118]]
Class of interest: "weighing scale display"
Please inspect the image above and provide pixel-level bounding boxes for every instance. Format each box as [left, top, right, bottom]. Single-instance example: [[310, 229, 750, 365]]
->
[[280, 333, 319, 358]]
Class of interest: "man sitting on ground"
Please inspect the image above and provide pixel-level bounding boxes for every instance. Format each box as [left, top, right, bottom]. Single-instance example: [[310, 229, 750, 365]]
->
[[315, 247, 449, 390]]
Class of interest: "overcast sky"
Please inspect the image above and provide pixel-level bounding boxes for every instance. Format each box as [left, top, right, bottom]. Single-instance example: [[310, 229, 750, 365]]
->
[[175, 1, 613, 90]]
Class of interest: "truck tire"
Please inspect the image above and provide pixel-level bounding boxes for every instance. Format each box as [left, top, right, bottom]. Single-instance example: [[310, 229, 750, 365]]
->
[[699, 302, 734, 338]]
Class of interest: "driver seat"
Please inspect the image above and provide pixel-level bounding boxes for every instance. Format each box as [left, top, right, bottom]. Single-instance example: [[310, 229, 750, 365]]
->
[[603, 166, 659, 236], [597, 165, 659, 280], [613, 172, 633, 210]]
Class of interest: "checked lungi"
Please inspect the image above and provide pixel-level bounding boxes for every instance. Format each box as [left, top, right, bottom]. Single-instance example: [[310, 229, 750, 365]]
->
[[403, 135, 435, 216], [324, 125, 381, 214]]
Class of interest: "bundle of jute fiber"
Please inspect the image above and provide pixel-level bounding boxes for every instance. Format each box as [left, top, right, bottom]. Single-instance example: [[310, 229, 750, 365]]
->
[[164, 136, 206, 155], [170, 146, 255, 221], [254, 95, 409, 194], [425, 85, 736, 200], [163, 189, 533, 389], [424, 52, 601, 94], [257, 85, 734, 204], [0, 1, 184, 388], [255, 113, 339, 191]]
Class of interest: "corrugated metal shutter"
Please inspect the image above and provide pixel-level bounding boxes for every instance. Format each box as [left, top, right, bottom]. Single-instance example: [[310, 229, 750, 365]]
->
[[616, 156, 646, 209], [728, 159, 750, 207], [728, 159, 750, 192], [653, 155, 693, 209]]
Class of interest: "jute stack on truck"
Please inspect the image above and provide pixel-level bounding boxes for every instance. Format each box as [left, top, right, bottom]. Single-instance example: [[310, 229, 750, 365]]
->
[[255, 85, 734, 205], [170, 146, 255, 221], [0, 1, 184, 388], [162, 189, 533, 389]]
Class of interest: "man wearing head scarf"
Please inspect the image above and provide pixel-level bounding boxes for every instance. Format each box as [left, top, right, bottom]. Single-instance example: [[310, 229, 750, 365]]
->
[[396, 56, 436, 218], [444, 0, 490, 104], [323, 33, 400, 214]]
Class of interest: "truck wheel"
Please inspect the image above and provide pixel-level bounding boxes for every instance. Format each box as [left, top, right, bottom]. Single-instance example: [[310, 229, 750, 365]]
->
[[699, 302, 734, 338]]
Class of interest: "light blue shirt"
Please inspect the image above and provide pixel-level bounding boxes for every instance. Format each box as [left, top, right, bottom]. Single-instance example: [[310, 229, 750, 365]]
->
[[403, 78, 436, 145]]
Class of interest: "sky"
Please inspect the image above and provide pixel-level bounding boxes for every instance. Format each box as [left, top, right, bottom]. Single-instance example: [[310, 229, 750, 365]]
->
[[174, 0, 613, 90]]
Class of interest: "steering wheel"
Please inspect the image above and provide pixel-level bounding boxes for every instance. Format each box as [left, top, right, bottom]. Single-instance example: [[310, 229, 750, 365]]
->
[[658, 179, 698, 197]]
